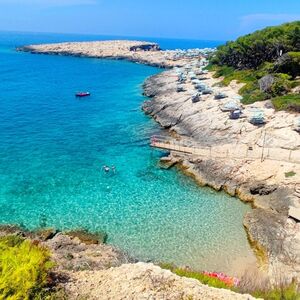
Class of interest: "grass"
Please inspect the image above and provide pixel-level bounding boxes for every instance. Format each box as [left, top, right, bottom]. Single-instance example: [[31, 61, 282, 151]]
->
[[285, 171, 297, 178], [159, 263, 232, 290], [160, 263, 300, 300], [251, 283, 300, 300], [0, 235, 55, 300], [208, 64, 267, 104], [272, 94, 300, 112], [208, 64, 300, 111]]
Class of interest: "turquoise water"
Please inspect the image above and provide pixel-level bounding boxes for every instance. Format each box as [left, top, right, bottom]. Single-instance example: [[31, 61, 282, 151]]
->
[[0, 33, 253, 273]]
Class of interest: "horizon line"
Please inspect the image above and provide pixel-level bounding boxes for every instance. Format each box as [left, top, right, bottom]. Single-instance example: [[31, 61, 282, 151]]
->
[[0, 29, 226, 43]]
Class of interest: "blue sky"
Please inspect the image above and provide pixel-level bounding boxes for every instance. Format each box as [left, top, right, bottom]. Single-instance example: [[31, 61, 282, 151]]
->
[[0, 0, 299, 40]]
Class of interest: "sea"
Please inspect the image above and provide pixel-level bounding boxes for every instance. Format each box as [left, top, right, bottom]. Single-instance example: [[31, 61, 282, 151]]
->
[[0, 31, 255, 274]]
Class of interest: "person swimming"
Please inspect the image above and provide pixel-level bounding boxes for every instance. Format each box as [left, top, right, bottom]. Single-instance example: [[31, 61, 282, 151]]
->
[[111, 165, 116, 174], [102, 165, 117, 175], [102, 165, 110, 173]]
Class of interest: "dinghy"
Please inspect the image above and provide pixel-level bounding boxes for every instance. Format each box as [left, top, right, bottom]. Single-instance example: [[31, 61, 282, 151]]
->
[[75, 92, 91, 97]]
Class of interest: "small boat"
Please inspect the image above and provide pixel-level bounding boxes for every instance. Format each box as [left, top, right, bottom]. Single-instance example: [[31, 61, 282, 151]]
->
[[75, 92, 91, 97]]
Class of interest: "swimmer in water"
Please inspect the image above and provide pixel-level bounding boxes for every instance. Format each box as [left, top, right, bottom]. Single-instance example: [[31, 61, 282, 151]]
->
[[111, 165, 116, 174], [102, 165, 110, 173]]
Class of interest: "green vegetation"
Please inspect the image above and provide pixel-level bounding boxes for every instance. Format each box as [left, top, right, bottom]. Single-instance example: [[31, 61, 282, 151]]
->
[[272, 94, 300, 112], [285, 171, 297, 178], [250, 283, 300, 300], [209, 21, 300, 111], [160, 263, 300, 300], [212, 21, 300, 69], [0, 235, 54, 300], [159, 263, 232, 290], [276, 52, 300, 78]]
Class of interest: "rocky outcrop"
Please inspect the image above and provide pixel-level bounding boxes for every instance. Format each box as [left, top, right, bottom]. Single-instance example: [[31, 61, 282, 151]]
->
[[44, 233, 133, 272], [259, 75, 275, 92], [0, 226, 132, 272], [129, 43, 160, 52], [143, 67, 300, 280], [65, 262, 257, 300]]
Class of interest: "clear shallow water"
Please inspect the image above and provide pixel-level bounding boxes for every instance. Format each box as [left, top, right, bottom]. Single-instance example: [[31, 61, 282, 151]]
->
[[0, 33, 253, 273]]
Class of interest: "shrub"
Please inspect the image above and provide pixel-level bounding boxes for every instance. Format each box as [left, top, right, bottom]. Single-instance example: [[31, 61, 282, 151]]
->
[[275, 52, 300, 78], [0, 235, 54, 300], [210, 64, 297, 105], [269, 74, 293, 97]]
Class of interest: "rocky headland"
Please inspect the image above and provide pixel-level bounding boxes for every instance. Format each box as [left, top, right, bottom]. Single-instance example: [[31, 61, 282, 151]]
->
[[18, 40, 202, 68], [17, 40, 300, 291]]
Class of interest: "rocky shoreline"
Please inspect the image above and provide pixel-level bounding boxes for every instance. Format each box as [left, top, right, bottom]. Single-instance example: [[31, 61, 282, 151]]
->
[[143, 69, 300, 281], [0, 225, 257, 299], [17, 40, 300, 282]]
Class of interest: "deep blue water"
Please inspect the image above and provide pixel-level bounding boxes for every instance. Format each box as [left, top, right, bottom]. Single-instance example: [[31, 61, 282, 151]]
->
[[0, 32, 253, 273]]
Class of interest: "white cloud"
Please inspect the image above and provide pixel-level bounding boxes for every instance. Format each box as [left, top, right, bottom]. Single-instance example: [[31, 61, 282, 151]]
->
[[240, 13, 300, 28]]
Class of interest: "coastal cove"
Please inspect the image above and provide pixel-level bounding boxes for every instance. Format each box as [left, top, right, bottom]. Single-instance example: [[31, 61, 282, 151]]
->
[[0, 33, 255, 275]]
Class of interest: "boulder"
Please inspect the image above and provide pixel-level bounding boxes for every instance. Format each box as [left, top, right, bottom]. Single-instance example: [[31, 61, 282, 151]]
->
[[250, 183, 277, 196], [65, 229, 107, 245], [258, 75, 274, 92]]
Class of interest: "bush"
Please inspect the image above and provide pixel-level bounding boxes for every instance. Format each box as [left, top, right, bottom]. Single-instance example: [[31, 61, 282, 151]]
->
[[211, 64, 296, 105], [275, 52, 300, 78], [269, 74, 293, 97], [0, 235, 54, 299]]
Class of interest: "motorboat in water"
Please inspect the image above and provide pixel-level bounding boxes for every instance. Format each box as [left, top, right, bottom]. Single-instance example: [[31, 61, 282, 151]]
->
[[75, 92, 91, 97]]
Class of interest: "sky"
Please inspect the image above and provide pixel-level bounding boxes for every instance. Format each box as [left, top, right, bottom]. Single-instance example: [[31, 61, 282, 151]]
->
[[0, 0, 299, 41]]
